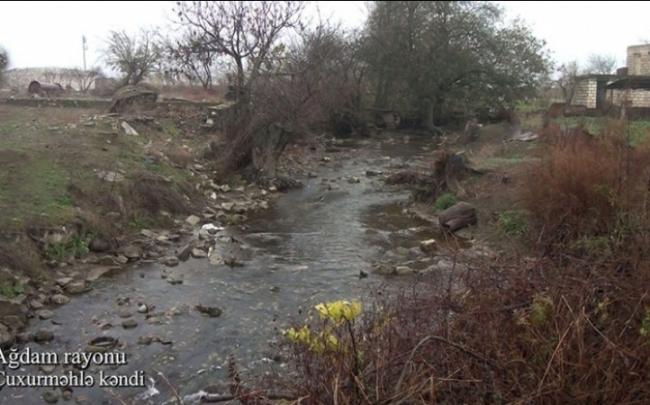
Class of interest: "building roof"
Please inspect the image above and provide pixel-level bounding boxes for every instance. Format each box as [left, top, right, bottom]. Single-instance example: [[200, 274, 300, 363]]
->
[[606, 76, 650, 90]]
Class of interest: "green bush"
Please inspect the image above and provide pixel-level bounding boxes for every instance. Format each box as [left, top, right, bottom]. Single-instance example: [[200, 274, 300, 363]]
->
[[498, 210, 528, 236], [435, 192, 457, 211], [46, 235, 89, 261], [0, 281, 24, 298]]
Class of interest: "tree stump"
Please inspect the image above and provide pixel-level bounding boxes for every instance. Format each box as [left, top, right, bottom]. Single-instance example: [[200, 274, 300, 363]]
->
[[438, 202, 477, 233]]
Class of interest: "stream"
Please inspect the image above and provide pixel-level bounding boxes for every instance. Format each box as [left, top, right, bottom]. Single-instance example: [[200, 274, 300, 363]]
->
[[0, 133, 441, 404]]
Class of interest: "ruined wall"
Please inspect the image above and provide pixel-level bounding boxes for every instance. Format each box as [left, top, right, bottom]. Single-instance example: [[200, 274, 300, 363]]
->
[[572, 78, 597, 108], [627, 44, 650, 76], [610, 89, 650, 108]]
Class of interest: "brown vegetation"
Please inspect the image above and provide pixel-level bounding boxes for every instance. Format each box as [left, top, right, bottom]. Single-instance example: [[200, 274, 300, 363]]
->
[[254, 123, 650, 404]]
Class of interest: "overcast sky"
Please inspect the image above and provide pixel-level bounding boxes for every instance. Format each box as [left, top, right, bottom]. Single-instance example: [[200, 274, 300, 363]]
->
[[1, 1, 649, 71]]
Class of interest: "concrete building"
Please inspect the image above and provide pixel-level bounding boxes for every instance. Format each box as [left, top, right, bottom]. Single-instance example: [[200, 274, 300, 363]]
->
[[571, 44, 650, 110]]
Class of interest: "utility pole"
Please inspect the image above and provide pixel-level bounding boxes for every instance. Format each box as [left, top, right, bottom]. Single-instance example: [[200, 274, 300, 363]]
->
[[82, 35, 87, 71]]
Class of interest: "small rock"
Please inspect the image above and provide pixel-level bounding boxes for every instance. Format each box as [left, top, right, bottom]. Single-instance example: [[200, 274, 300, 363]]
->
[[40, 364, 56, 374], [186, 215, 201, 226], [224, 257, 243, 267], [121, 319, 138, 329], [160, 256, 180, 267], [42, 390, 59, 404], [121, 245, 142, 261], [307, 172, 317, 178], [137, 303, 149, 314], [86, 336, 118, 352], [191, 248, 208, 258], [322, 156, 331, 162], [177, 244, 192, 261], [0, 324, 15, 347], [195, 304, 223, 318], [359, 270, 368, 279], [34, 329, 54, 343], [121, 121, 139, 136], [167, 278, 183, 285], [29, 299, 44, 310], [116, 255, 129, 265], [51, 294, 70, 305], [365, 170, 383, 177], [37, 310, 54, 320], [137, 336, 154, 345], [347, 176, 361, 184], [395, 265, 414, 275], [220, 202, 235, 211], [65, 280, 89, 295], [56, 277, 73, 287], [118, 309, 132, 318], [420, 239, 437, 254]]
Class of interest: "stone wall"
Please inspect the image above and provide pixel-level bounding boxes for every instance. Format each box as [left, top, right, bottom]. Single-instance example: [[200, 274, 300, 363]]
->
[[572, 78, 597, 108], [627, 44, 650, 76], [610, 89, 650, 108]]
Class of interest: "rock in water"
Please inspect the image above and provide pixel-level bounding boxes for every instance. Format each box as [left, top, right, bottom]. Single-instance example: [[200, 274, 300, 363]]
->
[[160, 256, 180, 267], [121, 319, 138, 329], [438, 202, 477, 233], [195, 304, 223, 318], [34, 329, 54, 343]]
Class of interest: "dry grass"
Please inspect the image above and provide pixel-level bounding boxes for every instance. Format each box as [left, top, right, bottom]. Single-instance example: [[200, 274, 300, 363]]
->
[[522, 124, 650, 256], [253, 121, 650, 404]]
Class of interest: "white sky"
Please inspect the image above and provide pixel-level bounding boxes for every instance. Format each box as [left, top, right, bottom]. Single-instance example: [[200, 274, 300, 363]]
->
[[1, 1, 649, 71]]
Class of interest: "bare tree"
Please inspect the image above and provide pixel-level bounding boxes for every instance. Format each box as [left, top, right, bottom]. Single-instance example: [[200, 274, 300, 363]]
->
[[585, 54, 617, 74], [556, 61, 581, 105], [104, 30, 161, 86], [69, 68, 103, 93], [174, 1, 304, 101], [161, 32, 217, 89]]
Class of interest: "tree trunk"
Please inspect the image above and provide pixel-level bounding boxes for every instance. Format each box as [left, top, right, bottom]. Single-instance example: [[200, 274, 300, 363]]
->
[[251, 123, 291, 178]]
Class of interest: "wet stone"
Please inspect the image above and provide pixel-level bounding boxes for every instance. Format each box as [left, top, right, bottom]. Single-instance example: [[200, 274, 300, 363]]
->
[[34, 329, 54, 343], [160, 256, 180, 267], [122, 319, 138, 329], [50, 294, 70, 305], [42, 390, 59, 403], [37, 310, 54, 320]]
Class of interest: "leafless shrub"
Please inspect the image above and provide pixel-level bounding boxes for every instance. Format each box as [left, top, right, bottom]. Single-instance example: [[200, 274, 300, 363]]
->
[[104, 30, 161, 86]]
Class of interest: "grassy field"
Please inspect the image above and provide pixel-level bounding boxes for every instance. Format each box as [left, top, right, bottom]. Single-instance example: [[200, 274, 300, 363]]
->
[[0, 104, 200, 233]]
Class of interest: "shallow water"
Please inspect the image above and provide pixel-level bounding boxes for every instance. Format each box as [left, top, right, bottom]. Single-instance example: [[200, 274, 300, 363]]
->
[[0, 133, 439, 404]]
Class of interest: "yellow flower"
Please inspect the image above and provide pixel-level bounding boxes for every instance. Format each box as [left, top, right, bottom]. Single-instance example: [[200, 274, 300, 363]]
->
[[315, 300, 363, 323], [284, 325, 312, 344]]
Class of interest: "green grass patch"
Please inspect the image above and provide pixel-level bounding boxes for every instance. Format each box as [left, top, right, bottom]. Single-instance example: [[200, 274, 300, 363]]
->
[[498, 210, 528, 236], [45, 235, 90, 261], [0, 154, 76, 228], [434, 192, 457, 211], [0, 281, 25, 298]]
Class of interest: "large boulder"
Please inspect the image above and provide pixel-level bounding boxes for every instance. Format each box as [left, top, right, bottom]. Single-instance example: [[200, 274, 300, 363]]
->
[[438, 202, 477, 233], [109, 85, 158, 114]]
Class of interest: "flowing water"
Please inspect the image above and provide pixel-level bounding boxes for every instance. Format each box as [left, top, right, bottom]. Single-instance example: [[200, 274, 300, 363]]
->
[[0, 134, 440, 404]]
